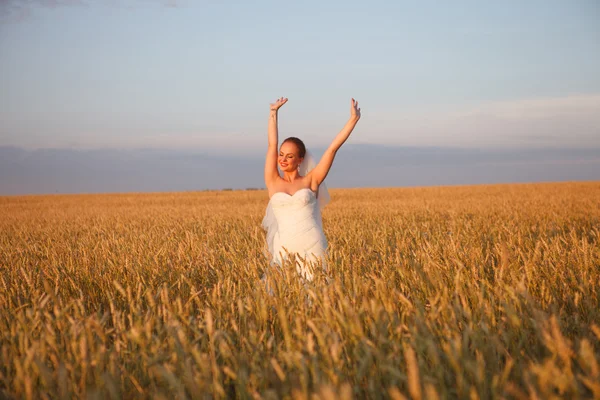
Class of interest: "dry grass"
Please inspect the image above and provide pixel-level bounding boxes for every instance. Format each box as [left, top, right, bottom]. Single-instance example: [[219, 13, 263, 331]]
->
[[1, 182, 599, 399]]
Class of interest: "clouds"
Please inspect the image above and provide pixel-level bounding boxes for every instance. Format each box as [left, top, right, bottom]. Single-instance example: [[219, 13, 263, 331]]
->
[[0, 0, 78, 21], [0, 0, 180, 21], [364, 94, 600, 149], [2, 93, 598, 153], [0, 0, 80, 19], [1, 144, 598, 195]]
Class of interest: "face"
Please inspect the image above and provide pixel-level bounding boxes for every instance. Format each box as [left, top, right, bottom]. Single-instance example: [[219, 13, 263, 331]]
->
[[278, 141, 304, 172]]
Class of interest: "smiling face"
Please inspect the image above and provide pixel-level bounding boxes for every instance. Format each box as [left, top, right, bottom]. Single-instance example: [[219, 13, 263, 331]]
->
[[278, 141, 304, 172]]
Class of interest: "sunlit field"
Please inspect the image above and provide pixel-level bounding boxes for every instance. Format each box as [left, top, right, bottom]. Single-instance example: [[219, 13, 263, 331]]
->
[[1, 182, 599, 399]]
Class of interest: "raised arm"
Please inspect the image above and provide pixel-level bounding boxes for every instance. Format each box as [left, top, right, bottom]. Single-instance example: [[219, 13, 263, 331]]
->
[[264, 97, 288, 186], [310, 98, 361, 186]]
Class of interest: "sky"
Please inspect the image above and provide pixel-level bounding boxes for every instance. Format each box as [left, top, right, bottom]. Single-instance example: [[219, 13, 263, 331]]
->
[[0, 1, 599, 194]]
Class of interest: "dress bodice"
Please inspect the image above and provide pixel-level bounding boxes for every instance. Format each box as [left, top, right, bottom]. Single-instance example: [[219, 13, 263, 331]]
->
[[269, 188, 323, 237], [262, 188, 328, 281]]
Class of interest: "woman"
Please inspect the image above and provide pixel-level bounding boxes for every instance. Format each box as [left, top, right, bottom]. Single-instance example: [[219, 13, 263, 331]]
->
[[262, 97, 361, 281]]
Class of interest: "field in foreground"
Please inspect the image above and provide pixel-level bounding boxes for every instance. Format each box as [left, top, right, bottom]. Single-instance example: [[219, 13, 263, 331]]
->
[[1, 182, 599, 399]]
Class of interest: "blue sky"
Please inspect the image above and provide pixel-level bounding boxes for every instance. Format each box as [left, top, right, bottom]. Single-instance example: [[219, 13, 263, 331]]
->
[[1, 0, 599, 154]]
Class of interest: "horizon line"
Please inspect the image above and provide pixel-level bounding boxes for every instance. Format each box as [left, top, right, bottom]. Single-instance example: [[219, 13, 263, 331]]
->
[[1, 180, 598, 199]]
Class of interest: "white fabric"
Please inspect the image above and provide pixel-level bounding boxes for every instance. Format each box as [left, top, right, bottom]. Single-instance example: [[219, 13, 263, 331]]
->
[[261, 150, 329, 281], [299, 150, 330, 209]]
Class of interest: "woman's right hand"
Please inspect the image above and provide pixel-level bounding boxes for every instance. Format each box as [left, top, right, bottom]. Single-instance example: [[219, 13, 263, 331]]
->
[[270, 97, 288, 111], [350, 98, 361, 120]]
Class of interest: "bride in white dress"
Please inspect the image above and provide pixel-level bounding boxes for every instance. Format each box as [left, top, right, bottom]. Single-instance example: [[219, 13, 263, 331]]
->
[[262, 97, 361, 281]]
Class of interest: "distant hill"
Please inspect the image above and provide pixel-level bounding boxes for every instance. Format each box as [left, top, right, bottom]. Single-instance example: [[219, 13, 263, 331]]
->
[[1, 145, 598, 195]]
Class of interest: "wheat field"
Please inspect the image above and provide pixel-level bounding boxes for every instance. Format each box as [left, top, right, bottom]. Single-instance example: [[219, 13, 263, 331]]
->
[[1, 182, 599, 399]]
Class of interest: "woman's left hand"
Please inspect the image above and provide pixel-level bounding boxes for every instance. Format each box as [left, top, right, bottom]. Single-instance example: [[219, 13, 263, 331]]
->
[[270, 97, 288, 112]]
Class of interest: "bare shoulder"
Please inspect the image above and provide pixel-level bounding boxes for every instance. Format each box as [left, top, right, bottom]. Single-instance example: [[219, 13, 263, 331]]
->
[[266, 175, 287, 195]]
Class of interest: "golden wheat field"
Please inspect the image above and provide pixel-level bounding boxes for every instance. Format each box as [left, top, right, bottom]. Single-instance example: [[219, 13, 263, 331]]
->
[[1, 182, 599, 399]]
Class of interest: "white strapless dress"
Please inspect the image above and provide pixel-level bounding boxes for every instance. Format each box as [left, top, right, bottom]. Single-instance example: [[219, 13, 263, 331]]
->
[[262, 188, 328, 281]]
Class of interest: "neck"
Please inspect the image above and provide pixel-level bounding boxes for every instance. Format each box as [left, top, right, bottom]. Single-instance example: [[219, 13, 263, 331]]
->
[[282, 170, 301, 182]]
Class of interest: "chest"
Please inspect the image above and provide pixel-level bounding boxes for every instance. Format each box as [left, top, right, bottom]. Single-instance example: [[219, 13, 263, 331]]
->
[[270, 177, 312, 197]]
